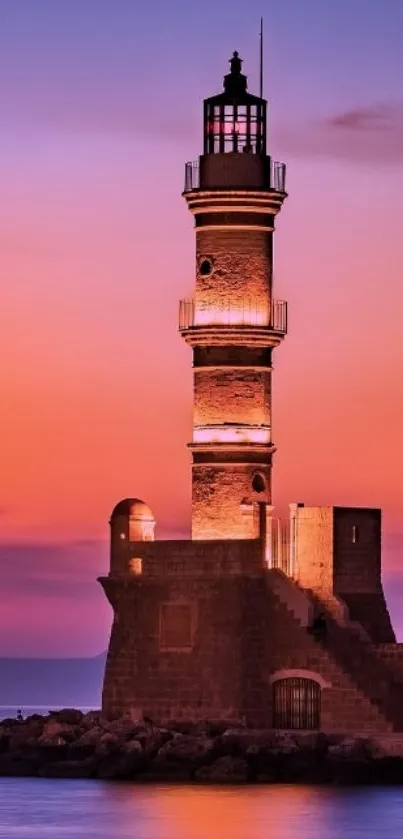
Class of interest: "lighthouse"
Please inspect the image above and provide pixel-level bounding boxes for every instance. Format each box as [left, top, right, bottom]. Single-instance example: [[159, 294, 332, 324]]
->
[[100, 49, 397, 734], [180, 51, 287, 541]]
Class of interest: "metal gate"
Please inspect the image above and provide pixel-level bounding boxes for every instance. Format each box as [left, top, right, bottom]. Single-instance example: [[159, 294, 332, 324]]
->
[[273, 678, 320, 730]]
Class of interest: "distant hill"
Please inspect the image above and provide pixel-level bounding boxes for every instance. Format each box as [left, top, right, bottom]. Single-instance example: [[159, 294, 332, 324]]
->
[[0, 653, 106, 708]]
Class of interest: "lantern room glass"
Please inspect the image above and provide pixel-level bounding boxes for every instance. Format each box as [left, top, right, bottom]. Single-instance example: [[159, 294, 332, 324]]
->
[[204, 101, 266, 155]]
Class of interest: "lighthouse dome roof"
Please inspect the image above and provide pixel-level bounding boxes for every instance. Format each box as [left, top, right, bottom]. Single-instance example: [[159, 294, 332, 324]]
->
[[111, 498, 154, 520]]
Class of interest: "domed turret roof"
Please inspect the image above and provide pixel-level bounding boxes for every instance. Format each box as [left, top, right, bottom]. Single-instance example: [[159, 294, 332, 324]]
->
[[111, 498, 154, 520]]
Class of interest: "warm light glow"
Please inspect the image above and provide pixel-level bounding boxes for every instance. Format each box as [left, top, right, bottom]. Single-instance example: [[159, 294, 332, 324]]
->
[[179, 298, 287, 332], [129, 557, 143, 575], [193, 424, 270, 444], [129, 518, 155, 542], [194, 304, 269, 327]]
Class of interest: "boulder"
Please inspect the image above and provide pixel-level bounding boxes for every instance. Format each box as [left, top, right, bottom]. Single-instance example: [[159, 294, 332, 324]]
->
[[96, 743, 144, 780], [49, 709, 83, 726], [293, 731, 328, 754], [41, 721, 79, 743], [100, 717, 142, 741], [157, 734, 216, 765], [81, 711, 103, 730], [0, 730, 10, 754], [145, 755, 192, 781], [218, 728, 257, 755], [135, 727, 173, 757], [94, 732, 121, 756], [76, 726, 103, 747], [219, 728, 298, 757], [327, 737, 372, 760], [122, 739, 143, 756]]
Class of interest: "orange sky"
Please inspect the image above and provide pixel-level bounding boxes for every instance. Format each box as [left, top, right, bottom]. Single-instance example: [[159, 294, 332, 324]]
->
[[1, 0, 402, 655]]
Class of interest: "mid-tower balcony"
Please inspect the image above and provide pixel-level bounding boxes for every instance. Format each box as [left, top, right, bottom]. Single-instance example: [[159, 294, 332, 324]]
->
[[193, 424, 271, 446], [179, 297, 287, 347], [184, 158, 286, 193], [189, 423, 273, 456]]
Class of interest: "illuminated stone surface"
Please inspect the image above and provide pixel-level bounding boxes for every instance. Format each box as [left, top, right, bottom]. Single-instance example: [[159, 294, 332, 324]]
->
[[101, 52, 401, 734]]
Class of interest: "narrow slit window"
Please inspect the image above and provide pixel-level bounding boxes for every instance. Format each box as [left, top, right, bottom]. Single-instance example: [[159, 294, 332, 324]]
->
[[352, 525, 359, 544]]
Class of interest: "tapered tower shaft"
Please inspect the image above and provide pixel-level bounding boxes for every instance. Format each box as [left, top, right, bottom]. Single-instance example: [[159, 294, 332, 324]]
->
[[180, 52, 287, 540]]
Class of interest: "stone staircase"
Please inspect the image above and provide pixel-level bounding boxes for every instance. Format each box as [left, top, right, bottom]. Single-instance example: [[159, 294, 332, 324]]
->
[[266, 569, 403, 732]]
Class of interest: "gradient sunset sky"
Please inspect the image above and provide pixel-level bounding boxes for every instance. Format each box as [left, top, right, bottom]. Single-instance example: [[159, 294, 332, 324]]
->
[[1, 0, 402, 656]]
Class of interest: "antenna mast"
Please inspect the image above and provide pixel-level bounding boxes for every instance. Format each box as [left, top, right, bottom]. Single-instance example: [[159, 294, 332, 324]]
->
[[259, 17, 263, 98]]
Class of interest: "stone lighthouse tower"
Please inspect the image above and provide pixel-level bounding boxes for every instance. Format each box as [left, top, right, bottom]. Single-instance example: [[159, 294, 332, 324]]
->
[[101, 48, 399, 732], [180, 51, 287, 541]]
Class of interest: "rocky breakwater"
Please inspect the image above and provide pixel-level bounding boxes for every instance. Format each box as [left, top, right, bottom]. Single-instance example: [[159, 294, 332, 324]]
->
[[2, 710, 403, 783]]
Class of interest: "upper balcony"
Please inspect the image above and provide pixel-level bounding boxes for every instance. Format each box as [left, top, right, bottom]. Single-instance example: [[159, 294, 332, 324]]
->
[[179, 298, 287, 344], [184, 158, 286, 194]]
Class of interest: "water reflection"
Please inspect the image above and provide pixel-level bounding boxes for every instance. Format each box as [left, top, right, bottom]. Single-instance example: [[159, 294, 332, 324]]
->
[[1, 780, 403, 839]]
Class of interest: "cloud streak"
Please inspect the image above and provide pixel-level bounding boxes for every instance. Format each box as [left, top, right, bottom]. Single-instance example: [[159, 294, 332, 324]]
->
[[278, 103, 403, 165]]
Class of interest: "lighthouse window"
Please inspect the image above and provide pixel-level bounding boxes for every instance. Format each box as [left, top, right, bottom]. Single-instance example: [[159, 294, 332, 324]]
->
[[252, 473, 266, 493], [199, 258, 213, 276], [273, 678, 321, 730]]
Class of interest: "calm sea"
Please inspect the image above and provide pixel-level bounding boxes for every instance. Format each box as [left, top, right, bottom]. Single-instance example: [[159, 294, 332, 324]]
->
[[0, 706, 97, 720], [0, 781, 402, 838]]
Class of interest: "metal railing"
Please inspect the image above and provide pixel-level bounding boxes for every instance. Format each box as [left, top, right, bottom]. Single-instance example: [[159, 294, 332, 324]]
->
[[183, 158, 286, 192], [271, 161, 286, 193], [184, 160, 200, 192], [179, 297, 287, 333]]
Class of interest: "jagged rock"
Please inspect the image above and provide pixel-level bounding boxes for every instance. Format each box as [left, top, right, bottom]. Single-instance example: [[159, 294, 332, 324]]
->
[[145, 755, 192, 781], [195, 755, 249, 783], [293, 732, 328, 753], [0, 731, 9, 754], [48, 709, 83, 726], [100, 716, 143, 740], [9, 730, 38, 753], [37, 734, 68, 747], [81, 711, 103, 730], [135, 727, 173, 757], [41, 721, 79, 742], [122, 739, 143, 755], [328, 737, 372, 759], [3, 710, 403, 783], [94, 732, 121, 756], [218, 728, 257, 755], [96, 743, 144, 780], [75, 726, 103, 747], [157, 734, 216, 765], [218, 728, 298, 757]]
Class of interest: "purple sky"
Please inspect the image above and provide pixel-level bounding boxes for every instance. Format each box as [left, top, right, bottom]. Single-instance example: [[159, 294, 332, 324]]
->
[[1, 0, 402, 656]]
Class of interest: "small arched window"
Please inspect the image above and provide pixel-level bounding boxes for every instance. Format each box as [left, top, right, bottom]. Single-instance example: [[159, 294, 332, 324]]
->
[[273, 678, 320, 730], [252, 472, 266, 493]]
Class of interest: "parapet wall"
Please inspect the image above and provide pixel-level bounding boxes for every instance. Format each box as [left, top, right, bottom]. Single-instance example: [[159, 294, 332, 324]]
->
[[110, 536, 263, 578]]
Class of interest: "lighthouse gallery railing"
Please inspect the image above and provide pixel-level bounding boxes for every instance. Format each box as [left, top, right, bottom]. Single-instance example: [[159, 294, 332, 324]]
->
[[184, 159, 286, 193], [179, 298, 287, 333]]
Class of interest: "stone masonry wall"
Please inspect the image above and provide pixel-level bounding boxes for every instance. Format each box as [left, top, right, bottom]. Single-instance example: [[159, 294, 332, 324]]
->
[[101, 575, 253, 722], [191, 464, 271, 539], [195, 229, 272, 310], [333, 508, 395, 643], [193, 368, 271, 427], [333, 507, 382, 594], [101, 566, 395, 733], [293, 506, 334, 593], [372, 645, 403, 683], [110, 536, 263, 577]]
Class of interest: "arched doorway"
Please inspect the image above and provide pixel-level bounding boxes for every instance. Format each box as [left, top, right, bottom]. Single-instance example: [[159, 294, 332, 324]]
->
[[273, 677, 321, 730]]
